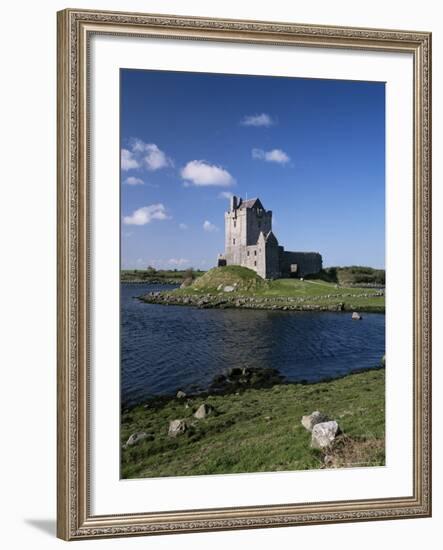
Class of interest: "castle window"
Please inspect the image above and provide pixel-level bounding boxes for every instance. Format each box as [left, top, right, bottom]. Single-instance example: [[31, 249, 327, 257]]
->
[[254, 261, 257, 266], [234, 221, 236, 228], [233, 238, 235, 245], [258, 221, 261, 229], [254, 250, 257, 256], [247, 251, 250, 256]]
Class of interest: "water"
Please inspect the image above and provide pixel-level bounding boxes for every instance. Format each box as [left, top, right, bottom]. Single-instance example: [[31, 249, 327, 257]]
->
[[121, 283, 385, 406]]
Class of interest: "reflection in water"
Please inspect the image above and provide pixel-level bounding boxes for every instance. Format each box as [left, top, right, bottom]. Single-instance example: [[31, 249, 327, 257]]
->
[[121, 284, 385, 406]]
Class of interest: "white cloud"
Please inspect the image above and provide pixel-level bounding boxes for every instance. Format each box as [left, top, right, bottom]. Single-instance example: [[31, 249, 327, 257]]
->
[[218, 191, 234, 200], [143, 143, 173, 171], [123, 204, 169, 226], [168, 258, 190, 267], [203, 220, 218, 232], [252, 148, 290, 164], [122, 139, 173, 172], [181, 160, 235, 187], [121, 149, 140, 171], [241, 113, 275, 127], [179, 223, 188, 230], [124, 176, 144, 185]]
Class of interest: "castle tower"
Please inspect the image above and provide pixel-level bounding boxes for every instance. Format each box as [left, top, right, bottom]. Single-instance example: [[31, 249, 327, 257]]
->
[[224, 196, 273, 265], [218, 195, 322, 279]]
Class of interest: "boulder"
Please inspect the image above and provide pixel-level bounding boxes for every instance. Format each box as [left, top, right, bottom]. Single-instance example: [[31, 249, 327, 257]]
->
[[212, 374, 226, 384], [351, 311, 362, 320], [311, 421, 340, 449], [168, 419, 187, 437], [301, 411, 329, 432], [223, 285, 235, 292], [125, 432, 152, 447], [176, 390, 187, 399], [194, 403, 214, 419], [228, 367, 243, 378]]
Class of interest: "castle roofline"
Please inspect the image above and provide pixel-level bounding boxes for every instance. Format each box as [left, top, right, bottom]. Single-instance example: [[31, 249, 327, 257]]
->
[[238, 197, 264, 210]]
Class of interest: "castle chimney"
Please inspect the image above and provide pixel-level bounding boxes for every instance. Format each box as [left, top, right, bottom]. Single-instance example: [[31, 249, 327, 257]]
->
[[230, 195, 238, 212]]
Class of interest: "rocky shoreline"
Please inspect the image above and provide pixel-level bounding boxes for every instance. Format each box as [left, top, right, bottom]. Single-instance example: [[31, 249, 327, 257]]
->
[[122, 363, 385, 412], [138, 289, 385, 312], [121, 278, 181, 285]]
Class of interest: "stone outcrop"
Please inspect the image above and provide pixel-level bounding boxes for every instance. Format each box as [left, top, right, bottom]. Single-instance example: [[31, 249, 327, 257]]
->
[[125, 432, 153, 447], [311, 421, 340, 448], [208, 366, 283, 394], [301, 411, 329, 432], [194, 403, 214, 419], [168, 419, 187, 437]]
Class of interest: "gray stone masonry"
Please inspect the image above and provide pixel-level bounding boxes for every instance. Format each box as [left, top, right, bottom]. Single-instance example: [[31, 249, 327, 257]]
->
[[218, 196, 322, 279]]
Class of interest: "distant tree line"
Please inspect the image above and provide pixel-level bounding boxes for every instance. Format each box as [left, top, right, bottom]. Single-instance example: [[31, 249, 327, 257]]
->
[[307, 266, 385, 286], [121, 266, 204, 283]]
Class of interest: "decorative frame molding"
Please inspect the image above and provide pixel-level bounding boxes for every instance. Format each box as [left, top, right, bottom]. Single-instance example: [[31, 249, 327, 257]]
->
[[57, 8, 432, 540]]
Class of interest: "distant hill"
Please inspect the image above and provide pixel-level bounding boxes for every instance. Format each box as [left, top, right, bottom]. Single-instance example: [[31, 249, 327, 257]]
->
[[307, 266, 385, 286]]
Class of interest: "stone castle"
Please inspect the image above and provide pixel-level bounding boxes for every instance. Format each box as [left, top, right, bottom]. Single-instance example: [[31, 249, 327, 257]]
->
[[217, 196, 322, 280]]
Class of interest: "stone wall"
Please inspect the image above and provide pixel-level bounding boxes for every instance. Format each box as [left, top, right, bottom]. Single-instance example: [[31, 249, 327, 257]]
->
[[224, 208, 247, 265], [279, 251, 323, 277], [245, 206, 272, 246]]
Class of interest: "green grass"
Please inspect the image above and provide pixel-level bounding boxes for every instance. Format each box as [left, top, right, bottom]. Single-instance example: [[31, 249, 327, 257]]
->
[[164, 267, 385, 311], [191, 265, 267, 292], [121, 369, 385, 479], [266, 278, 362, 296], [307, 266, 385, 286]]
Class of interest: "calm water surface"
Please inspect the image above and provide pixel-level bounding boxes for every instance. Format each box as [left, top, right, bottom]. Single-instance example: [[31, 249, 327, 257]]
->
[[121, 283, 385, 406]]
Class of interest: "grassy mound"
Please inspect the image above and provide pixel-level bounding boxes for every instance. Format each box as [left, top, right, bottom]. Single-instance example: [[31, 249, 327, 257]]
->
[[191, 266, 267, 292]]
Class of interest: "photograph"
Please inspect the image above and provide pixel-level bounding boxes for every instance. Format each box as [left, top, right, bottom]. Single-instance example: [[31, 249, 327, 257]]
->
[[119, 69, 386, 479]]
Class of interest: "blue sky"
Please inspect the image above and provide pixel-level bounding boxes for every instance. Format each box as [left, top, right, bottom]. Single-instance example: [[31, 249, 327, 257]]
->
[[121, 69, 385, 270]]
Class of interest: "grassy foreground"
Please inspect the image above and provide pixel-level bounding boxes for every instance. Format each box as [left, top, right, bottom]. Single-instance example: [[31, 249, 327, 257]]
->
[[121, 369, 385, 479], [140, 266, 385, 312]]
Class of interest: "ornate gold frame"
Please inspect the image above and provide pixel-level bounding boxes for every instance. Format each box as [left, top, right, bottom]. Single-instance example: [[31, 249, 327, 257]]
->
[[57, 8, 432, 540]]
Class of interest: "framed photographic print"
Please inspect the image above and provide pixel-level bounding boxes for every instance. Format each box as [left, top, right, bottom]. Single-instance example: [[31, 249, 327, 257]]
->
[[57, 8, 432, 540]]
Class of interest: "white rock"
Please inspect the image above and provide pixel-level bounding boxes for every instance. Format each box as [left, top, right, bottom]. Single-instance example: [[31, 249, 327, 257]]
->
[[125, 432, 151, 447], [301, 411, 329, 432], [311, 421, 339, 449], [168, 419, 187, 437], [194, 403, 214, 419], [223, 285, 235, 292], [352, 311, 362, 320], [176, 390, 187, 399]]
